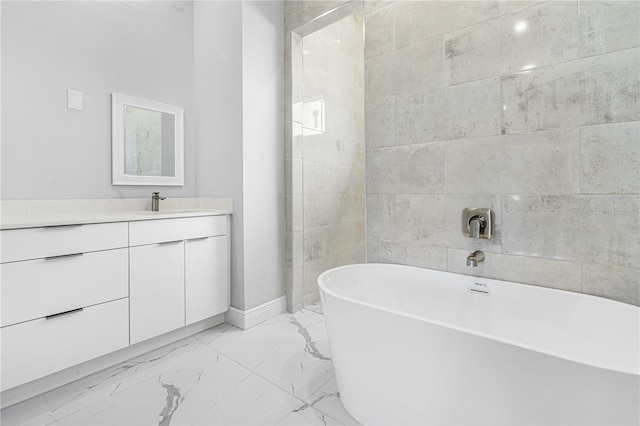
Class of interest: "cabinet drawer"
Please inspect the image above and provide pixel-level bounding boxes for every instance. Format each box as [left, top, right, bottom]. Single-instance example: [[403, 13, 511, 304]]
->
[[0, 222, 128, 263], [1, 248, 128, 327], [0, 298, 129, 391], [129, 215, 226, 246]]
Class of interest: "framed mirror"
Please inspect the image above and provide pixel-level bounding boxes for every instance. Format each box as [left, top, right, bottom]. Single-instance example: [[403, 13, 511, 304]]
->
[[112, 93, 184, 186]]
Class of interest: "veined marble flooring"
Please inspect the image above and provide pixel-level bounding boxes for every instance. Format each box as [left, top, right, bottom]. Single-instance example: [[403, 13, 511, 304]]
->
[[1, 306, 360, 426]]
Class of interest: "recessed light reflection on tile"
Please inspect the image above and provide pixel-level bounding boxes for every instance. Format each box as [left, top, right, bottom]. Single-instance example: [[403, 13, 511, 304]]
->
[[514, 20, 528, 33]]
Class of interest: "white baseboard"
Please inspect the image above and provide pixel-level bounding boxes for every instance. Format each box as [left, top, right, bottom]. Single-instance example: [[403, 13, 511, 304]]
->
[[225, 296, 286, 330], [1, 314, 225, 409]]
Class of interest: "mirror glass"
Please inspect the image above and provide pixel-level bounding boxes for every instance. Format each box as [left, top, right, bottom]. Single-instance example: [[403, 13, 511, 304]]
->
[[112, 93, 184, 186]]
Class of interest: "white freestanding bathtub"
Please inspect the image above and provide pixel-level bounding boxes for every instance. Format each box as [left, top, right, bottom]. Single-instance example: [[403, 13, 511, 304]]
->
[[318, 264, 639, 425]]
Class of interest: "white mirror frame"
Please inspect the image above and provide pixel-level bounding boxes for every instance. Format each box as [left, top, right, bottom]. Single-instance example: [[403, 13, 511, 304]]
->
[[111, 93, 184, 186]]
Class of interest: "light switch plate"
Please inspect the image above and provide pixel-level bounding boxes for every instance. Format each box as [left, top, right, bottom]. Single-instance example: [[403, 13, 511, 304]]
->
[[67, 90, 83, 110]]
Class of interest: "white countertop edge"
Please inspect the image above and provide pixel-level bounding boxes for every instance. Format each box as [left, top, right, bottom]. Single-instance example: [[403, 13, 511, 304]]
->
[[1, 209, 233, 230]]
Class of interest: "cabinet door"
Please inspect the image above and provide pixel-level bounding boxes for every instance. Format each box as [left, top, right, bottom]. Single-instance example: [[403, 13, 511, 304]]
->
[[185, 236, 229, 325], [130, 242, 185, 344]]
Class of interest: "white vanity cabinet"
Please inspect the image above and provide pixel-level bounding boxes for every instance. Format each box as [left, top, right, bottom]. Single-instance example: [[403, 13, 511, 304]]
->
[[0, 223, 130, 391], [185, 235, 228, 325], [0, 212, 230, 392], [129, 216, 229, 344], [129, 241, 186, 344]]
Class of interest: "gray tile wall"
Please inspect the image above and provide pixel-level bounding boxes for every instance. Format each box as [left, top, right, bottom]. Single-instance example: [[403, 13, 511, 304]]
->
[[365, 0, 640, 306], [284, 0, 364, 312], [301, 14, 366, 307]]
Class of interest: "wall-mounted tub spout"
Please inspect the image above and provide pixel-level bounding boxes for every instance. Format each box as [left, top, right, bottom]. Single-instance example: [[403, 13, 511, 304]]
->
[[467, 250, 485, 267]]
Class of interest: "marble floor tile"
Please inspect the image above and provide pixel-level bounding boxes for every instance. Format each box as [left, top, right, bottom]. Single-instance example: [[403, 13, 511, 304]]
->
[[302, 378, 360, 425], [191, 373, 302, 426], [48, 379, 168, 425], [200, 309, 334, 401], [276, 406, 344, 426], [1, 310, 360, 426], [304, 302, 323, 314], [250, 311, 335, 401], [43, 336, 212, 422]]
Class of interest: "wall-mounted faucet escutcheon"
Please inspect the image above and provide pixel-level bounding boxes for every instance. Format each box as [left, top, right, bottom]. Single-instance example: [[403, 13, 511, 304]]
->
[[462, 208, 494, 239]]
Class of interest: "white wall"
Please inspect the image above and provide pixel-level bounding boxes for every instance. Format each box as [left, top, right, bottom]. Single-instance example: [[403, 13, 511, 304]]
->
[[1, 0, 285, 313], [193, 1, 246, 309], [241, 1, 285, 309], [193, 0, 284, 311], [1, 1, 195, 199]]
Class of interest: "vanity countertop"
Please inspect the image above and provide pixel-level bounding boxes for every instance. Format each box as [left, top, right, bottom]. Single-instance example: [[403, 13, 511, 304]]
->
[[0, 209, 232, 230]]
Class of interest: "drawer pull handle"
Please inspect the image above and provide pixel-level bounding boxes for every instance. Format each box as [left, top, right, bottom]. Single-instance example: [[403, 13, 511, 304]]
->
[[188, 237, 209, 242], [45, 307, 84, 320], [45, 253, 84, 260], [43, 224, 83, 229], [158, 240, 183, 246]]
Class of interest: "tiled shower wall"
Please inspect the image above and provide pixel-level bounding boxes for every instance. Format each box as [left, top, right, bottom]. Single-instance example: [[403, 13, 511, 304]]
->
[[284, 0, 359, 312], [365, 1, 640, 305], [301, 14, 365, 306]]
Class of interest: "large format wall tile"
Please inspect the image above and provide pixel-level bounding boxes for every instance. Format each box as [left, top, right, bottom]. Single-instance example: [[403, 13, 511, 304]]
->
[[284, 0, 348, 32], [502, 195, 581, 261], [501, 48, 640, 133], [395, 77, 501, 145], [304, 194, 365, 228], [285, 195, 303, 232], [365, 99, 395, 148], [323, 220, 366, 255], [579, 1, 640, 57], [285, 266, 304, 312], [579, 195, 639, 268], [446, 129, 581, 195], [445, 1, 579, 85], [366, 194, 448, 246], [304, 161, 363, 196], [367, 239, 448, 270], [393, 1, 499, 50], [583, 263, 640, 306], [447, 248, 583, 292], [367, 142, 445, 194], [368, 194, 503, 254], [304, 226, 324, 262], [364, 4, 394, 59], [498, 1, 546, 16], [364, 0, 393, 15], [354, 1, 639, 304], [366, 37, 443, 102], [285, 158, 303, 196], [581, 121, 640, 195]]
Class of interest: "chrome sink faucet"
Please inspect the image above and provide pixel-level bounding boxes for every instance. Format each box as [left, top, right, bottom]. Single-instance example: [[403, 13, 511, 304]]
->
[[151, 192, 166, 212], [467, 250, 485, 267]]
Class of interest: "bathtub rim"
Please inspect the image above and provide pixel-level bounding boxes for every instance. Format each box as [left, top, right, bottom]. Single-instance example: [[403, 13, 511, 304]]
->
[[318, 263, 640, 377]]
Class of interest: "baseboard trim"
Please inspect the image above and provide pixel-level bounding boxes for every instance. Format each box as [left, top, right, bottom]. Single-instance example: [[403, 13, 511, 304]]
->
[[0, 314, 225, 409], [225, 296, 286, 330]]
